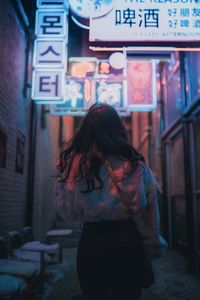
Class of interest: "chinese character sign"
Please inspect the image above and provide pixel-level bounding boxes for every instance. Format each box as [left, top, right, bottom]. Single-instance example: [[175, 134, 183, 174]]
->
[[62, 78, 94, 109], [63, 79, 84, 108], [68, 58, 97, 77], [96, 80, 124, 108], [90, 0, 200, 41], [127, 61, 157, 111], [98, 60, 124, 76]]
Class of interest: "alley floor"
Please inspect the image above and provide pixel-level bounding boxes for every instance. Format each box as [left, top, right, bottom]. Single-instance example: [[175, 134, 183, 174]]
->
[[43, 248, 200, 300]]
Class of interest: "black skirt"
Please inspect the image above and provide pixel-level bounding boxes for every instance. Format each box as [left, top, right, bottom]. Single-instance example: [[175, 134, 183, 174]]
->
[[77, 219, 154, 300]]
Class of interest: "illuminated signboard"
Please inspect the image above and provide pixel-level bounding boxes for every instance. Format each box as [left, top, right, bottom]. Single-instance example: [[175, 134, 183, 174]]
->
[[61, 78, 94, 109], [127, 60, 157, 111], [69, 0, 113, 19], [98, 60, 124, 76], [33, 39, 67, 68], [35, 10, 68, 38], [63, 79, 84, 108], [32, 2, 68, 103], [32, 69, 65, 103], [37, 0, 68, 9], [90, 0, 200, 42], [98, 61, 111, 75], [69, 0, 113, 29], [68, 57, 97, 77], [84, 78, 95, 109], [38, 54, 157, 112], [96, 80, 125, 109]]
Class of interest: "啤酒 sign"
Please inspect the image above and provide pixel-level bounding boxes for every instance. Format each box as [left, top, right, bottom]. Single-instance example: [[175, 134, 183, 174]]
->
[[90, 0, 200, 42]]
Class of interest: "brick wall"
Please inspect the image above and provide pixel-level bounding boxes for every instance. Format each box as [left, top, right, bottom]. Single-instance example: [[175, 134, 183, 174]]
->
[[0, 0, 30, 235], [0, 1, 73, 240]]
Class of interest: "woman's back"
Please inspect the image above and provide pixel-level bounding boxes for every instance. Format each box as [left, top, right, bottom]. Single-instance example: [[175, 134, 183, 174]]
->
[[57, 103, 167, 300], [66, 157, 146, 222]]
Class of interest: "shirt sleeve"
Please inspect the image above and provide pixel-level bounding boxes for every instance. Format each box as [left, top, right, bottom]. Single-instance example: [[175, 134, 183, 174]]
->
[[131, 162, 168, 260], [55, 179, 82, 221]]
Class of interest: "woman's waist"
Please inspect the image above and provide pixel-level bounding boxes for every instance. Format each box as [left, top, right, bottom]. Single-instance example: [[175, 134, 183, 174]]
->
[[81, 218, 141, 246], [82, 212, 131, 224], [82, 217, 136, 232]]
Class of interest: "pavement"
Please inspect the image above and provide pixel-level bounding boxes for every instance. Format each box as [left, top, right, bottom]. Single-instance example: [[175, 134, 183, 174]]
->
[[42, 248, 200, 300]]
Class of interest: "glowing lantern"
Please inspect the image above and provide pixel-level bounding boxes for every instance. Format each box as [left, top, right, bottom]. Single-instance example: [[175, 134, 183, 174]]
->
[[109, 52, 126, 70]]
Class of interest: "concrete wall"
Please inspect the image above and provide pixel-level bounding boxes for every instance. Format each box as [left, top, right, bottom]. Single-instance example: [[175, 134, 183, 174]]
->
[[32, 107, 61, 240]]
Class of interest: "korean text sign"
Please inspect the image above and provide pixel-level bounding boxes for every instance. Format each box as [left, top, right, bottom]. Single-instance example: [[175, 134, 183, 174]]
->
[[32, 0, 68, 103]]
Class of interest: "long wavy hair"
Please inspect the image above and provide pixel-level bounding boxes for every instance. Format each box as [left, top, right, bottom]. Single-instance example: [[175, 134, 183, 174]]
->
[[58, 103, 144, 192]]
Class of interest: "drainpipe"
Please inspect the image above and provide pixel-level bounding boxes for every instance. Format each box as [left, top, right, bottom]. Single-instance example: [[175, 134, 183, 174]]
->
[[148, 112, 153, 165], [26, 103, 37, 225], [180, 52, 196, 272], [159, 62, 170, 243], [182, 119, 196, 272], [26, 28, 37, 226]]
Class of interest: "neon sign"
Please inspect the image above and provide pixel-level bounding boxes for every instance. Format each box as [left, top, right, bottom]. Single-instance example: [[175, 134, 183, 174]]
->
[[64, 79, 84, 108], [32, 69, 65, 103], [44, 55, 157, 113], [96, 81, 124, 108], [32, 2, 68, 103], [68, 58, 97, 77], [69, 0, 113, 29], [127, 60, 157, 111], [33, 39, 67, 68], [84, 79, 92, 103], [99, 62, 110, 75], [37, 0, 68, 9]]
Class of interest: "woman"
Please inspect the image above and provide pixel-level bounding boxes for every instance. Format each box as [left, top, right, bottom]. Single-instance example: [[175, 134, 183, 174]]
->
[[57, 103, 168, 300]]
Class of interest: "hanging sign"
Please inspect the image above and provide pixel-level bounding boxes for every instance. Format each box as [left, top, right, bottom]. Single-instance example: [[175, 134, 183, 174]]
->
[[62, 77, 94, 109], [98, 59, 124, 76], [32, 69, 65, 102], [127, 60, 157, 111], [90, 0, 200, 42], [69, 0, 113, 29], [33, 39, 66, 68], [35, 10, 67, 38], [45, 56, 157, 112], [32, 2, 68, 103], [68, 57, 97, 77], [37, 0, 68, 9], [96, 79, 125, 109], [69, 0, 113, 19], [63, 79, 85, 108]]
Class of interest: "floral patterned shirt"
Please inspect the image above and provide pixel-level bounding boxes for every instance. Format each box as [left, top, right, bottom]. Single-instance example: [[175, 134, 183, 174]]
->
[[58, 157, 168, 259]]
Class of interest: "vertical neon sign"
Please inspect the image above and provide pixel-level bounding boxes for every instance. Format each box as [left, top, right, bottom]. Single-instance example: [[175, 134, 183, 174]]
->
[[32, 0, 68, 103]]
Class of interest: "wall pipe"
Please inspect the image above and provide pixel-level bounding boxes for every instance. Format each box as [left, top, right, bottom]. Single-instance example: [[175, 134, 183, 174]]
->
[[180, 51, 196, 272], [159, 62, 170, 243], [26, 103, 37, 225]]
